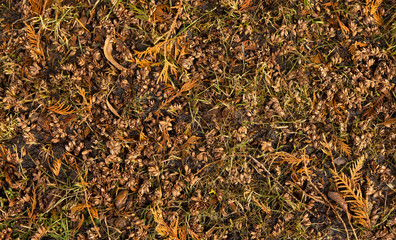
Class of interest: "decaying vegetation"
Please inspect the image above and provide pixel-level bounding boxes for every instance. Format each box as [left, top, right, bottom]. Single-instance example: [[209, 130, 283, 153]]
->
[[0, 0, 395, 239]]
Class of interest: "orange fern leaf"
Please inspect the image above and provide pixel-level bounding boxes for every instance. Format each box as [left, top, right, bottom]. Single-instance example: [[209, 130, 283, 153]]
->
[[24, 23, 45, 58], [349, 155, 365, 186], [28, 0, 53, 15], [47, 100, 75, 115], [51, 156, 62, 176], [331, 164, 371, 228], [337, 138, 351, 157], [240, 0, 253, 12]]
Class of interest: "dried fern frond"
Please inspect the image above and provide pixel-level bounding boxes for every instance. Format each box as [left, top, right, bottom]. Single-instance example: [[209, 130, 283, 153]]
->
[[367, 0, 384, 26], [132, 34, 189, 83], [47, 100, 75, 115], [349, 155, 365, 186], [331, 161, 371, 228], [151, 205, 187, 240], [24, 23, 45, 58], [135, 36, 187, 62], [28, 0, 53, 15], [0, 144, 7, 159], [336, 16, 349, 36], [277, 152, 310, 166], [240, 0, 253, 12], [51, 156, 62, 176], [337, 138, 351, 157], [161, 80, 199, 107], [348, 44, 357, 57], [373, 11, 384, 25], [158, 60, 177, 83]]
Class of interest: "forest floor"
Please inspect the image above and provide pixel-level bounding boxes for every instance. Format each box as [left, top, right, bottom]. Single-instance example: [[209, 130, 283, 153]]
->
[[0, 0, 396, 239]]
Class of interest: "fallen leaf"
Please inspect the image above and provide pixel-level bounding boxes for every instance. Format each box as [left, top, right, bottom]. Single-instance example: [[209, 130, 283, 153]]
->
[[333, 156, 346, 166], [106, 87, 121, 118], [328, 191, 350, 219], [115, 190, 129, 209], [380, 118, 396, 127], [104, 36, 128, 71]]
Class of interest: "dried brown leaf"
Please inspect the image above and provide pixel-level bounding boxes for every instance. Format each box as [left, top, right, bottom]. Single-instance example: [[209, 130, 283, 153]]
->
[[115, 190, 128, 209], [380, 118, 396, 127], [328, 191, 350, 215], [104, 36, 128, 71], [333, 156, 347, 166]]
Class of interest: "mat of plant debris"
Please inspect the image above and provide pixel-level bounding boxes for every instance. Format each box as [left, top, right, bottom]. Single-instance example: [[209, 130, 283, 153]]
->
[[0, 0, 395, 239]]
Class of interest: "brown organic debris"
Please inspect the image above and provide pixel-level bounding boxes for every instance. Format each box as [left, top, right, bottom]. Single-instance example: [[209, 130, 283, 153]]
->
[[104, 36, 128, 71]]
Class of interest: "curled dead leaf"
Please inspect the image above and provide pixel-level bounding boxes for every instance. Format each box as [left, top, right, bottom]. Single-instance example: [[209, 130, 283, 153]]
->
[[104, 36, 128, 71], [106, 87, 121, 118]]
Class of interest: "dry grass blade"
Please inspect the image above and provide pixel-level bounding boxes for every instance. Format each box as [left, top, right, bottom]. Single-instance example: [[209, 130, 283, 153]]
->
[[71, 214, 85, 237], [47, 100, 75, 115]]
